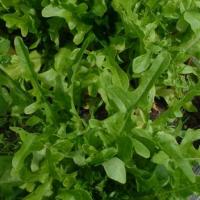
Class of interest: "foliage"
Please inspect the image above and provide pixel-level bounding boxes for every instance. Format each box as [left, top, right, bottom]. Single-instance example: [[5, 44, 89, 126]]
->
[[1, 0, 200, 199]]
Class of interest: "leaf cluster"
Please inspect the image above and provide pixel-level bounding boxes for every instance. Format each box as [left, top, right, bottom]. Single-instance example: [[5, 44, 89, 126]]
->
[[1, 0, 200, 199]]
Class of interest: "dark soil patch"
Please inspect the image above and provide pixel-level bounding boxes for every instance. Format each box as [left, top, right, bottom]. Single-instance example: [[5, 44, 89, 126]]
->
[[184, 96, 200, 129], [150, 97, 168, 120], [0, 120, 19, 155]]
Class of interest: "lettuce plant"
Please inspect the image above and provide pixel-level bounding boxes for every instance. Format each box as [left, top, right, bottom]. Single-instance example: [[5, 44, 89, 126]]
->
[[1, 0, 200, 199]]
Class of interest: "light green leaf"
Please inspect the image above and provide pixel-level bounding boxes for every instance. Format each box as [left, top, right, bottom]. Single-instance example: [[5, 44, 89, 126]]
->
[[103, 112, 126, 135], [31, 149, 46, 172], [24, 101, 41, 115], [14, 37, 41, 93], [24, 179, 52, 200], [180, 129, 200, 149], [10, 127, 39, 177], [103, 157, 126, 184], [42, 4, 90, 45], [57, 189, 92, 200], [29, 51, 42, 73], [154, 84, 200, 125], [14, 36, 55, 123], [184, 11, 200, 33], [0, 37, 10, 55], [155, 131, 196, 183], [92, 0, 107, 17], [3, 13, 32, 37], [132, 53, 151, 74], [195, 0, 200, 8], [73, 152, 86, 166], [151, 151, 170, 169], [132, 139, 150, 158], [155, 131, 182, 159], [54, 48, 72, 74], [130, 51, 171, 108], [105, 49, 129, 90], [178, 160, 195, 183], [176, 17, 188, 32], [110, 36, 126, 52], [25, 116, 42, 126], [38, 69, 58, 87], [42, 5, 70, 23], [86, 147, 117, 165], [62, 172, 77, 189]]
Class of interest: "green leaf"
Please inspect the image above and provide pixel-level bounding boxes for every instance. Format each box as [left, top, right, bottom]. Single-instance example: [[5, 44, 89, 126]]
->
[[92, 0, 107, 17], [1, 1, 200, 199], [103, 112, 126, 136], [0, 37, 10, 55], [117, 136, 133, 161], [47, 18, 65, 46], [132, 138, 150, 158], [24, 101, 41, 115], [155, 131, 196, 183], [31, 149, 46, 172], [154, 84, 200, 126], [106, 87, 134, 112], [132, 53, 151, 74], [181, 129, 200, 148], [3, 13, 36, 37], [105, 49, 129, 90], [178, 160, 196, 183], [57, 189, 92, 200], [73, 152, 86, 166], [24, 179, 52, 200], [130, 51, 171, 108], [42, 4, 70, 22], [14, 36, 55, 124], [25, 116, 42, 126], [86, 147, 117, 165], [0, 156, 13, 181], [42, 4, 90, 45], [184, 11, 200, 33], [14, 37, 40, 90], [147, 165, 170, 188], [155, 131, 182, 159], [54, 47, 73, 74], [151, 151, 170, 169], [176, 17, 188, 32], [10, 127, 42, 177], [62, 172, 77, 189], [103, 157, 126, 184]]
